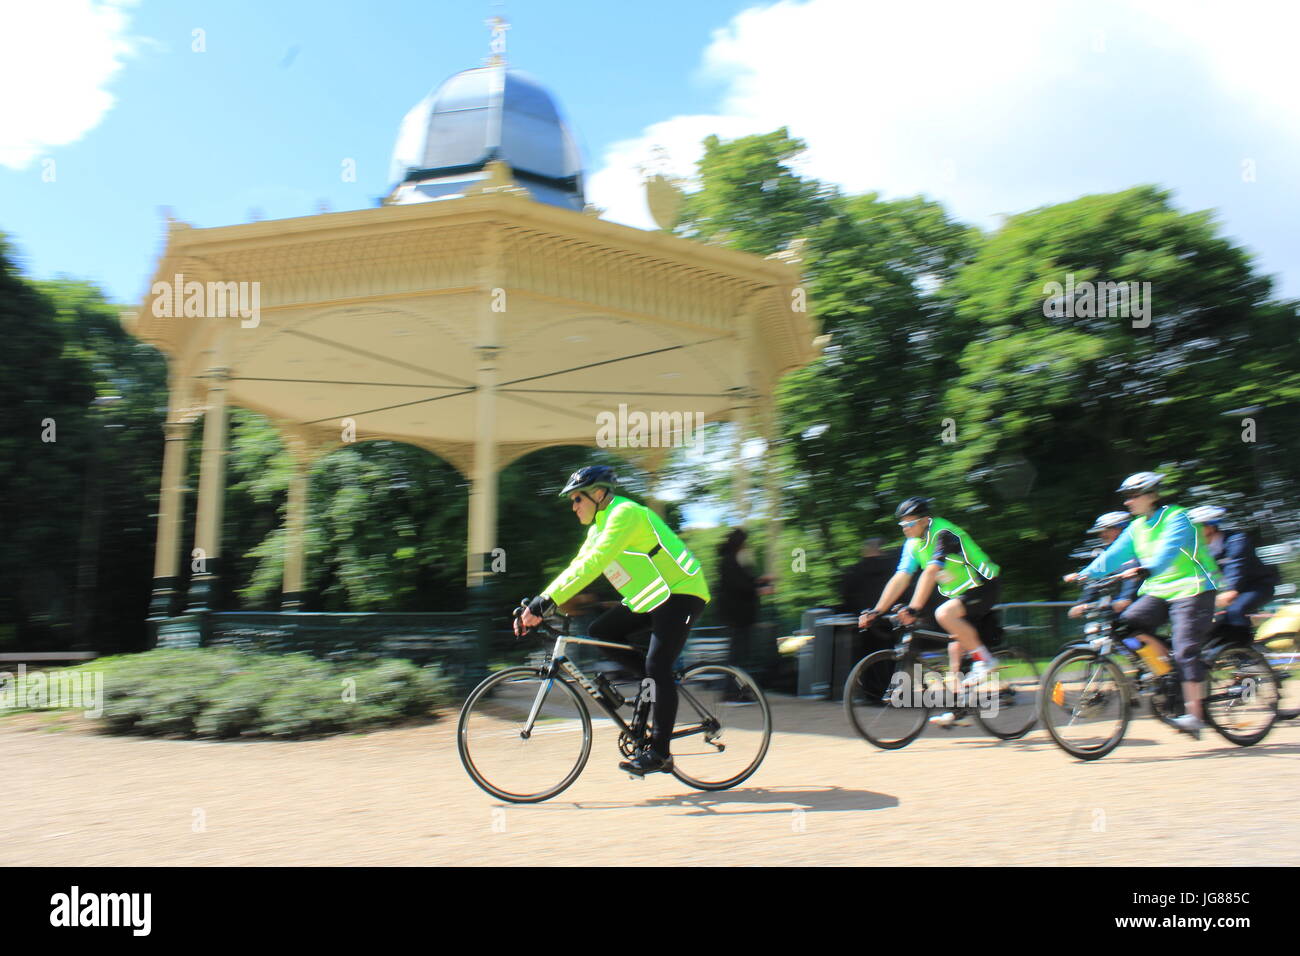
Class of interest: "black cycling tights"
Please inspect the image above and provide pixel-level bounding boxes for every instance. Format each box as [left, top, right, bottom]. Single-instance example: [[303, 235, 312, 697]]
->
[[587, 593, 707, 758]]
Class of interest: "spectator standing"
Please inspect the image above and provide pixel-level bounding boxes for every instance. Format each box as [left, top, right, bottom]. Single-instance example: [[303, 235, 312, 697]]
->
[[840, 538, 894, 614], [715, 529, 772, 687]]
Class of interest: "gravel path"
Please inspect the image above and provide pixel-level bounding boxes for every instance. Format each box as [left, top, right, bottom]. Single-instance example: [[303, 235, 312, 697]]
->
[[4, 698, 1297, 866]]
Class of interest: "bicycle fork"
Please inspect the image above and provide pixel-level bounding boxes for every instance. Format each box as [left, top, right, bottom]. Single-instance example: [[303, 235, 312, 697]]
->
[[519, 672, 556, 740]]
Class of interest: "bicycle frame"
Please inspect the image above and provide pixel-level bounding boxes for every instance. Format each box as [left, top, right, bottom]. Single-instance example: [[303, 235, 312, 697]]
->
[[520, 625, 720, 747], [1057, 576, 1190, 716]]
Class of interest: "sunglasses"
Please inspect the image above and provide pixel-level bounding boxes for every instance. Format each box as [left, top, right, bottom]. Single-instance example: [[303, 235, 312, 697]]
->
[[898, 518, 923, 528]]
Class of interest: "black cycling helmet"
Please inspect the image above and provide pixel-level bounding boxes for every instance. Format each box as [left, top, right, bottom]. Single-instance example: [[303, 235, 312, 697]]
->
[[559, 465, 618, 498], [895, 496, 933, 520]]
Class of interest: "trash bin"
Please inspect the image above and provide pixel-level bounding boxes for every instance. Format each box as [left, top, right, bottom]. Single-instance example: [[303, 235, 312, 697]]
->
[[818, 614, 863, 701]]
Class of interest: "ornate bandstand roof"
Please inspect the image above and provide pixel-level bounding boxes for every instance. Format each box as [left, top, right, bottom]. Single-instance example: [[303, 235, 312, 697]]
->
[[387, 52, 584, 210]]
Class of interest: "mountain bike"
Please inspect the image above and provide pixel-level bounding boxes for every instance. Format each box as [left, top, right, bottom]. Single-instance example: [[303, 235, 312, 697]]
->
[[843, 606, 1040, 749], [1038, 576, 1280, 760], [458, 613, 772, 803]]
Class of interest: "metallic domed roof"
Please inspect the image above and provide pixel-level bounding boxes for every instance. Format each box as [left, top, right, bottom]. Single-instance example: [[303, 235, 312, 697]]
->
[[388, 66, 585, 210]]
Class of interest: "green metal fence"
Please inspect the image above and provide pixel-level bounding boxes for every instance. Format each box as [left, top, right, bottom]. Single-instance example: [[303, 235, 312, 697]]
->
[[206, 611, 487, 691], [995, 602, 1085, 659]]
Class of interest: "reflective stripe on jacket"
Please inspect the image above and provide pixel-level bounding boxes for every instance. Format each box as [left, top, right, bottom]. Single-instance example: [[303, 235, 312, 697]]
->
[[902, 516, 1000, 598], [543, 496, 710, 612]]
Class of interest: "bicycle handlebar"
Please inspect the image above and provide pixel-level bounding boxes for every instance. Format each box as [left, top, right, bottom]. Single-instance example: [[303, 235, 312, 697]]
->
[[859, 604, 913, 632], [513, 604, 566, 640]]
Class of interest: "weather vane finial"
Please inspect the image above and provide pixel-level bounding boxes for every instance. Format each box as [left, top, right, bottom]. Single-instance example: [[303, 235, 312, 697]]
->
[[486, 14, 510, 67]]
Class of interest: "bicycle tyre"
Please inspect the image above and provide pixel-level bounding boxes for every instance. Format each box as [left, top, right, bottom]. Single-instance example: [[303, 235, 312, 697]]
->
[[457, 666, 592, 803], [973, 646, 1041, 740], [1203, 643, 1279, 746], [669, 664, 772, 791], [1038, 649, 1131, 761], [844, 649, 929, 750], [1258, 633, 1299, 720]]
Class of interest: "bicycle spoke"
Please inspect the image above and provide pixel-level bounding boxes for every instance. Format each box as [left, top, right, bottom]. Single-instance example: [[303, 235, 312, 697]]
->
[[669, 665, 771, 790], [845, 651, 929, 749], [1203, 646, 1278, 746], [458, 668, 592, 803], [974, 647, 1040, 740], [1039, 652, 1129, 760]]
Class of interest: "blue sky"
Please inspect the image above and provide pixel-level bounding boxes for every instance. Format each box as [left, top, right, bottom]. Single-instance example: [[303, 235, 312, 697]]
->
[[2, 0, 1299, 307], [0, 0, 757, 302]]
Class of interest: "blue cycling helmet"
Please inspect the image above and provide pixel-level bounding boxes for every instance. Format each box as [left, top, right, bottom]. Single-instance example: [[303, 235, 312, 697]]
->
[[1088, 511, 1130, 534], [560, 465, 618, 498], [1187, 505, 1227, 526]]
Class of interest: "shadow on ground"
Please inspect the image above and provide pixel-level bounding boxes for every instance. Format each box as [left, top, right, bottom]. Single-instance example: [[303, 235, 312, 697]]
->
[[534, 785, 900, 815]]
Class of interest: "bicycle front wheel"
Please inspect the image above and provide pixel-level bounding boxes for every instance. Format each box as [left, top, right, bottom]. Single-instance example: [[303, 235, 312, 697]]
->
[[844, 649, 929, 749], [1203, 643, 1278, 746], [1038, 650, 1130, 760], [458, 666, 592, 803], [973, 646, 1041, 740], [669, 665, 771, 791]]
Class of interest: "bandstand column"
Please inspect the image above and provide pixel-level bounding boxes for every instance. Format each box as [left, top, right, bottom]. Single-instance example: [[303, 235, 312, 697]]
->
[[467, 222, 503, 591], [185, 346, 230, 613], [760, 399, 784, 586], [281, 450, 310, 611], [730, 393, 754, 524], [147, 417, 193, 620], [467, 345, 500, 589]]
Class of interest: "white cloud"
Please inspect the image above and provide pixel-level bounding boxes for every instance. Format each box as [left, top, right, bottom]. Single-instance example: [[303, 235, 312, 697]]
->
[[585, 113, 762, 228], [0, 0, 139, 170], [587, 0, 1300, 293]]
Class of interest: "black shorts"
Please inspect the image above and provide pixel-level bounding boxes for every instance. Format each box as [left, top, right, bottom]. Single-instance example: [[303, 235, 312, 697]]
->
[[951, 577, 1001, 625]]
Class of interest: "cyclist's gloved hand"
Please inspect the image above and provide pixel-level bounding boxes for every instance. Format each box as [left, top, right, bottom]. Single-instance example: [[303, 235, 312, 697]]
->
[[526, 595, 557, 619]]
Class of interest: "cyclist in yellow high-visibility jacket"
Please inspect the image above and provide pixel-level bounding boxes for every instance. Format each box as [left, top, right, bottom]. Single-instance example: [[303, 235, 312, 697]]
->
[[516, 465, 710, 776]]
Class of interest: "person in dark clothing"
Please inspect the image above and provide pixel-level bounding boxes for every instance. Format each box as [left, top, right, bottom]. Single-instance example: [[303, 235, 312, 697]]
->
[[715, 529, 771, 687], [839, 538, 894, 615], [1065, 511, 1140, 617], [1188, 506, 1279, 644]]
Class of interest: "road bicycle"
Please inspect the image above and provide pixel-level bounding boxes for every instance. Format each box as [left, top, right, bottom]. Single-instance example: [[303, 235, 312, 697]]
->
[[458, 613, 772, 803], [843, 606, 1040, 749], [1038, 576, 1280, 760]]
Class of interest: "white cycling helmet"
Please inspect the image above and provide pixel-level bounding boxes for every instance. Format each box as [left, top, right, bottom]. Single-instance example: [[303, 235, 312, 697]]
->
[[1188, 505, 1227, 525], [1116, 471, 1164, 496], [1088, 511, 1131, 534]]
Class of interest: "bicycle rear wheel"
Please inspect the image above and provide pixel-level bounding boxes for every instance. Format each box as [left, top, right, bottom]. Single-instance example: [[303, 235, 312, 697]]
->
[[1203, 643, 1278, 746], [1038, 649, 1130, 760], [458, 666, 592, 803], [1258, 633, 1299, 720], [973, 646, 1041, 740], [844, 649, 929, 749], [669, 665, 771, 791]]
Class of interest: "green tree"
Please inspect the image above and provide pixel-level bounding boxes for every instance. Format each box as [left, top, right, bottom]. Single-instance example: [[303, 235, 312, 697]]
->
[[677, 127, 835, 255], [0, 237, 168, 651], [933, 185, 1300, 596]]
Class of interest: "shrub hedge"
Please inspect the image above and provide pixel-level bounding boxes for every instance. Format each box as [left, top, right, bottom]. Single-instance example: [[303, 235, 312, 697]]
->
[[78, 648, 449, 739]]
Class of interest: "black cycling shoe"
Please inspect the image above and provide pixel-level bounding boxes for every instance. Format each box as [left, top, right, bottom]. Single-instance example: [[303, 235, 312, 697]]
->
[[619, 749, 673, 776]]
